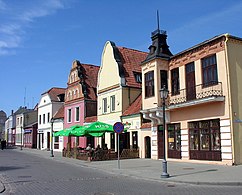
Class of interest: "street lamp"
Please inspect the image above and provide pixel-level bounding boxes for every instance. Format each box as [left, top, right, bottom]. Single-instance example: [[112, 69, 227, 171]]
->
[[160, 85, 169, 178], [50, 118, 54, 157], [20, 126, 23, 150]]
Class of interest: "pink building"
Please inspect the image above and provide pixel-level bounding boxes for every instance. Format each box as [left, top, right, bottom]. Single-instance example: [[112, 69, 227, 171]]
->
[[64, 60, 99, 149]]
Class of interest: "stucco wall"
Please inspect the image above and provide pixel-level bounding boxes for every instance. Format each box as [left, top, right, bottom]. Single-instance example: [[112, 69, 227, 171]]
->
[[226, 39, 242, 164]]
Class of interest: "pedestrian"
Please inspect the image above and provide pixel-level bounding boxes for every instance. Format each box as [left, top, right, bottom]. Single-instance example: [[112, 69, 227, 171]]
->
[[1, 139, 4, 150]]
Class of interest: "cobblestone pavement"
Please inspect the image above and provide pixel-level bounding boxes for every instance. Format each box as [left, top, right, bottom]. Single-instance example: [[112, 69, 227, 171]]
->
[[1, 149, 242, 194]]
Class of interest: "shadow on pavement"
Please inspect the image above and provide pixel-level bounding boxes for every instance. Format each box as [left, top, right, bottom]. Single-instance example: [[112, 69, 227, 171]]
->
[[170, 169, 218, 178]]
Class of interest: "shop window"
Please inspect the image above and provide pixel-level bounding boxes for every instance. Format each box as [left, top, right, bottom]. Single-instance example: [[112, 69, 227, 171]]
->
[[168, 124, 181, 151], [189, 119, 220, 151]]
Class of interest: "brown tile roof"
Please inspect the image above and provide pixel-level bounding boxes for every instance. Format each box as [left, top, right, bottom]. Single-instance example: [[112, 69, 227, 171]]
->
[[42, 87, 66, 102], [122, 94, 142, 116], [140, 122, 151, 129], [84, 116, 97, 123], [53, 105, 64, 119], [117, 47, 147, 88], [81, 64, 99, 100]]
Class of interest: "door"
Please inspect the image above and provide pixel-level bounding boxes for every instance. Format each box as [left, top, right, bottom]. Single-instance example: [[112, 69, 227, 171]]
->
[[157, 125, 164, 159], [145, 136, 151, 158], [186, 62, 196, 101], [167, 124, 181, 159], [132, 131, 138, 149], [47, 132, 50, 150]]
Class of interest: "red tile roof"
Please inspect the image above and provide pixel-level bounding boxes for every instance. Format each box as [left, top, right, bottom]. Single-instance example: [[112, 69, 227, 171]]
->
[[42, 87, 66, 102], [81, 64, 99, 100], [117, 47, 147, 88], [122, 94, 142, 116], [53, 105, 64, 119], [84, 116, 97, 123]]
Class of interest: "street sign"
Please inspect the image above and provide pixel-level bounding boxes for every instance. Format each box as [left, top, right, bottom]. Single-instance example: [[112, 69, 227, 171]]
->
[[113, 122, 124, 134]]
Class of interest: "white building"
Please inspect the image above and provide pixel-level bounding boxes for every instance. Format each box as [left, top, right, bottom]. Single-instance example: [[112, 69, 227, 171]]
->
[[37, 87, 65, 150]]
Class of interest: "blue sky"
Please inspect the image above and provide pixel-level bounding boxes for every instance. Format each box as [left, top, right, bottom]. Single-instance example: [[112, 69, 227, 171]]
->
[[1, 0, 242, 116]]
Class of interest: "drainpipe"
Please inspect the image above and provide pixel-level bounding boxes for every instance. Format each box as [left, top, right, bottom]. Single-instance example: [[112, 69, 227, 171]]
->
[[224, 34, 234, 165]]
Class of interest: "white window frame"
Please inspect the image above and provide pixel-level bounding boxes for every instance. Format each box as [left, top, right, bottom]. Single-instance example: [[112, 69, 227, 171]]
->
[[103, 98, 107, 114], [67, 109, 72, 123], [75, 107, 80, 122], [110, 95, 115, 112]]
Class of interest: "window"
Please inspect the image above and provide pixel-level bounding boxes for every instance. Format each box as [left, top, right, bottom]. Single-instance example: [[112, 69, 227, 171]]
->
[[103, 98, 107, 113], [189, 119, 220, 151], [39, 115, 41, 125], [43, 114, 45, 124], [20, 117, 23, 126], [145, 71, 154, 98], [110, 95, 115, 112], [75, 107, 80, 122], [47, 112, 50, 123], [133, 72, 142, 83], [171, 68, 180, 95], [168, 124, 181, 151], [160, 70, 168, 89], [67, 109, 72, 123], [202, 54, 218, 86]]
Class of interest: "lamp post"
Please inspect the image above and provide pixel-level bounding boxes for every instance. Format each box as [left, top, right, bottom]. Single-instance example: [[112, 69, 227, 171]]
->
[[50, 118, 54, 157], [160, 85, 169, 178], [20, 126, 23, 150]]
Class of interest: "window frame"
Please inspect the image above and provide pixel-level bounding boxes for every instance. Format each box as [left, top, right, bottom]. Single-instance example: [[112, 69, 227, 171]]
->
[[171, 68, 180, 96], [75, 107, 80, 122], [67, 108, 72, 123], [189, 119, 220, 152], [201, 54, 218, 87], [110, 95, 115, 112], [103, 98, 107, 114], [145, 71, 155, 98]]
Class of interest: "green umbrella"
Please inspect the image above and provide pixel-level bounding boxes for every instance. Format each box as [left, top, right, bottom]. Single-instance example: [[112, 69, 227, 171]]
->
[[53, 125, 86, 137], [84, 121, 114, 134], [53, 128, 71, 137]]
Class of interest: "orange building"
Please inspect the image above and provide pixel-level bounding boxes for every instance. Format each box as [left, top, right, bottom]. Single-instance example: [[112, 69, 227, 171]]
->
[[141, 29, 242, 165]]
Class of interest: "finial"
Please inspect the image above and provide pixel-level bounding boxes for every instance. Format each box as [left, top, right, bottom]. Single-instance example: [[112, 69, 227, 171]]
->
[[157, 10, 160, 31]]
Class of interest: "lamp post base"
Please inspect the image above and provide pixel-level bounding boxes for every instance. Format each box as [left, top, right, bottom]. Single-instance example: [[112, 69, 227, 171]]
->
[[161, 159, 169, 178], [50, 150, 54, 157]]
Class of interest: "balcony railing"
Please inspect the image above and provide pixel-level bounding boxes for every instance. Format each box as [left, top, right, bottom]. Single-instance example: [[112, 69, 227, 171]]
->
[[169, 82, 223, 106]]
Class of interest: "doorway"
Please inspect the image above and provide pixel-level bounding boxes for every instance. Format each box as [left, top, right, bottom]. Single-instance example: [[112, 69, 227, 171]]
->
[[144, 136, 151, 158], [186, 62, 196, 101]]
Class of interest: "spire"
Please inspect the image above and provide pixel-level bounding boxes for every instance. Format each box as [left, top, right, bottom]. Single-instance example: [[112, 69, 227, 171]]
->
[[142, 11, 173, 63], [157, 10, 160, 31]]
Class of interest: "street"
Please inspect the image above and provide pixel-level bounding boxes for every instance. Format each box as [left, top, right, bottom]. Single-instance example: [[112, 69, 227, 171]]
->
[[1, 149, 242, 195]]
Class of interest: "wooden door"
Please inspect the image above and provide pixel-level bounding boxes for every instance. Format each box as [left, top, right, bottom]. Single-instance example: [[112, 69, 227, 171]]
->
[[186, 62, 196, 101], [157, 125, 164, 159]]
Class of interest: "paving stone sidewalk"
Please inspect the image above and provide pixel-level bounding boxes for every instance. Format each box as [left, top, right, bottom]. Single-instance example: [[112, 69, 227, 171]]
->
[[1, 147, 242, 193]]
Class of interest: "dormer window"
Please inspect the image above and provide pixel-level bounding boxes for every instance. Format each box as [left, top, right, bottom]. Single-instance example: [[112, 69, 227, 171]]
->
[[133, 72, 142, 83]]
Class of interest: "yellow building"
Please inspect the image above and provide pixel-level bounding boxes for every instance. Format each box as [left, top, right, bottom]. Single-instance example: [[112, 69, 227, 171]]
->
[[141, 29, 242, 165], [97, 41, 147, 152]]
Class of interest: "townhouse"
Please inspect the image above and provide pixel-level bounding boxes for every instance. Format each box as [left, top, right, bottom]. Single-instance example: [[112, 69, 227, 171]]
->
[[97, 41, 147, 152], [37, 87, 65, 150], [63, 60, 99, 149], [15, 106, 38, 148], [141, 28, 242, 165]]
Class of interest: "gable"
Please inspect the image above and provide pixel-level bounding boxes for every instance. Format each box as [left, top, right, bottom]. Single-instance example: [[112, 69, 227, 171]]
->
[[98, 41, 122, 92]]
